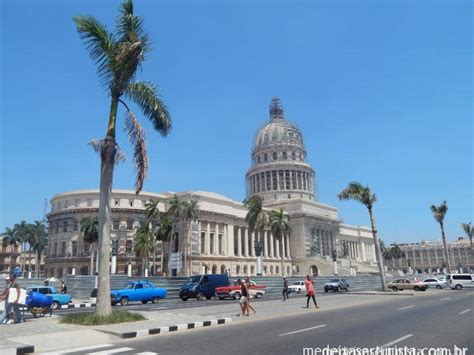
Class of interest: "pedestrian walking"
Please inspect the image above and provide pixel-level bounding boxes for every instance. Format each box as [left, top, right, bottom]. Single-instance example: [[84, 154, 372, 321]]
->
[[245, 277, 256, 314], [60, 280, 67, 294], [304, 275, 319, 309], [238, 279, 250, 316], [1, 273, 23, 323], [282, 277, 289, 301]]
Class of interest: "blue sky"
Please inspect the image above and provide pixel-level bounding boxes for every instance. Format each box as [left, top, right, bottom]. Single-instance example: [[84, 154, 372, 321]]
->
[[1, 0, 472, 244]]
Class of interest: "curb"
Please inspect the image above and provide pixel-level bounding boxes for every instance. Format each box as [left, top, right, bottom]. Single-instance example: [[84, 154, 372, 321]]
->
[[101, 317, 232, 339], [61, 303, 96, 309]]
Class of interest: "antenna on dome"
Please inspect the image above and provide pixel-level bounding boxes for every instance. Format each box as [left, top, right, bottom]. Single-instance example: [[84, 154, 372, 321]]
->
[[269, 97, 284, 121]]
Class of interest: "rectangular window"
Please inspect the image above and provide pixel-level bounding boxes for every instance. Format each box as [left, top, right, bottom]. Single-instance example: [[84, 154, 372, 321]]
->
[[292, 170, 297, 189], [63, 221, 68, 232], [129, 199, 134, 207], [302, 173, 307, 190], [61, 242, 66, 256], [115, 199, 120, 206], [127, 220, 133, 230], [75, 199, 80, 207], [126, 240, 132, 253], [87, 198, 92, 207], [218, 234, 223, 255], [113, 219, 120, 230], [65, 200, 69, 208], [201, 232, 206, 254], [261, 172, 266, 191], [57, 201, 62, 209], [234, 229, 239, 256], [266, 171, 271, 190], [210, 233, 214, 254], [285, 170, 290, 189], [256, 174, 260, 193], [72, 241, 77, 256], [53, 242, 57, 257], [297, 171, 302, 189], [272, 170, 277, 190], [73, 220, 78, 231], [279, 170, 284, 189]]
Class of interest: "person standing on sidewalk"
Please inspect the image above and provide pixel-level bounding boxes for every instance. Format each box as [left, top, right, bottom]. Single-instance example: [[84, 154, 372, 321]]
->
[[1, 274, 23, 323], [245, 277, 256, 314], [282, 277, 289, 301], [238, 279, 249, 316], [304, 275, 319, 309]]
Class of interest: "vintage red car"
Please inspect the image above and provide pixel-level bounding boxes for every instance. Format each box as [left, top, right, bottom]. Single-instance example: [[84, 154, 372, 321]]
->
[[215, 280, 266, 300]]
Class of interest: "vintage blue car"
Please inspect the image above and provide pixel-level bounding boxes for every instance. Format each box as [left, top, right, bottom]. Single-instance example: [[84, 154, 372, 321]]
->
[[111, 280, 167, 306], [26, 286, 73, 310]]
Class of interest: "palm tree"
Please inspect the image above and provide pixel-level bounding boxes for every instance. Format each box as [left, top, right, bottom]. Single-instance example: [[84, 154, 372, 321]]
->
[[181, 199, 199, 276], [166, 195, 185, 275], [74, 0, 172, 316], [269, 208, 291, 277], [460, 222, 473, 250], [145, 199, 160, 275], [30, 221, 48, 278], [80, 217, 99, 276], [14, 221, 31, 271], [338, 182, 387, 291], [156, 213, 174, 276], [134, 222, 153, 276], [390, 243, 403, 270], [430, 201, 451, 273], [2, 226, 20, 273], [244, 195, 268, 276]]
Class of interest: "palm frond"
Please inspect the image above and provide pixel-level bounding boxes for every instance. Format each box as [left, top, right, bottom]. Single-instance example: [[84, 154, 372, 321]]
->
[[124, 110, 148, 193], [125, 81, 172, 136], [73, 16, 115, 87], [116, 0, 147, 42]]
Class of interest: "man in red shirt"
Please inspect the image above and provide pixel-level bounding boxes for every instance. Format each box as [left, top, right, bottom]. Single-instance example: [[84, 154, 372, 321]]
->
[[304, 275, 319, 309]]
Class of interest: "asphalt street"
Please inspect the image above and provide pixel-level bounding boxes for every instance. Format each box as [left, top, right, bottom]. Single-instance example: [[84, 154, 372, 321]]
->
[[56, 289, 474, 355]]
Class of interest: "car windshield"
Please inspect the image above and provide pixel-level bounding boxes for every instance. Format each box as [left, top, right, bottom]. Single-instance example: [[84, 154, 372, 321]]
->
[[329, 279, 340, 283], [293, 282, 301, 285], [189, 276, 202, 284], [125, 283, 134, 289]]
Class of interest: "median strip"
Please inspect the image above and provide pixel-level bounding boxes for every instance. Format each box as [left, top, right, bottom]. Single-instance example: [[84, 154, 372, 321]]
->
[[279, 324, 326, 337], [381, 334, 413, 347], [440, 297, 450, 301]]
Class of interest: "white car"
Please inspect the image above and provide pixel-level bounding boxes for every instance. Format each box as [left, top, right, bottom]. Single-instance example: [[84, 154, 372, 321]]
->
[[422, 277, 446, 289], [288, 281, 305, 294], [446, 274, 474, 290]]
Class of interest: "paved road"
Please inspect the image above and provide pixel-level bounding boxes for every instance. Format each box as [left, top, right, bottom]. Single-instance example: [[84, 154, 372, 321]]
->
[[56, 290, 473, 355]]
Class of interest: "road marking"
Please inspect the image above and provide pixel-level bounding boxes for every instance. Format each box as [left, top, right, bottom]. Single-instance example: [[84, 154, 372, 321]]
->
[[279, 324, 326, 336], [382, 334, 414, 347], [459, 309, 471, 315], [440, 297, 450, 301], [135, 353, 158, 355], [87, 347, 134, 354], [397, 306, 415, 310], [46, 344, 113, 354]]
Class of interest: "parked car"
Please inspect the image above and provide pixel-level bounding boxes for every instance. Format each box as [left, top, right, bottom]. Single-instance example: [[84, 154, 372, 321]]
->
[[26, 286, 72, 310], [324, 278, 349, 293], [288, 281, 306, 294], [215, 280, 266, 300], [446, 274, 474, 290], [111, 280, 167, 306], [388, 279, 427, 291], [422, 277, 447, 289], [179, 274, 229, 301]]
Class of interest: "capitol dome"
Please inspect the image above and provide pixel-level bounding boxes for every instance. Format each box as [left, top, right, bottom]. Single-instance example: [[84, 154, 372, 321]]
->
[[246, 98, 316, 204]]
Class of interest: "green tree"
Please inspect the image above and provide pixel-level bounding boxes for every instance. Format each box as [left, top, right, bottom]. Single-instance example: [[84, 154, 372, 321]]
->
[[134, 222, 153, 276], [166, 195, 186, 275], [30, 221, 48, 278], [243, 195, 268, 275], [338, 182, 387, 291], [156, 213, 174, 276], [460, 222, 473, 250], [430, 201, 451, 273], [80, 217, 99, 276], [2, 226, 20, 273], [14, 221, 31, 271], [181, 199, 199, 276], [268, 208, 291, 277], [74, 0, 172, 316], [144, 199, 160, 275]]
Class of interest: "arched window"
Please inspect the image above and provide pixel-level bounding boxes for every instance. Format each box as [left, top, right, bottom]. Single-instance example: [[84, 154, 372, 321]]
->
[[264, 153, 268, 162], [236, 265, 241, 275], [212, 265, 218, 274], [282, 151, 287, 160], [270, 265, 274, 275], [251, 265, 255, 275], [275, 265, 279, 275], [272, 152, 277, 161], [244, 265, 248, 275], [291, 152, 296, 160], [287, 265, 290, 275], [220, 265, 226, 274]]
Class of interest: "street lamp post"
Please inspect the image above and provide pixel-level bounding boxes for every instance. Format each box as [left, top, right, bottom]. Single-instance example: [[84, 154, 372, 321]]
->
[[254, 234, 264, 276], [332, 249, 338, 276]]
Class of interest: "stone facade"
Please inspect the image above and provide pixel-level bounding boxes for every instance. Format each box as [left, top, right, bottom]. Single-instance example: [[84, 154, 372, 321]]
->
[[45, 98, 379, 278]]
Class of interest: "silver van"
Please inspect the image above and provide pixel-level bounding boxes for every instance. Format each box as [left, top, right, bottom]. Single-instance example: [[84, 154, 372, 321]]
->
[[446, 274, 474, 290]]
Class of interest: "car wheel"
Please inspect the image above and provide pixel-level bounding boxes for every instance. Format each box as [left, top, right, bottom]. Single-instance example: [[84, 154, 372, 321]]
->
[[196, 292, 204, 301], [151, 297, 159, 304], [141, 300, 148, 304], [218, 296, 225, 300], [205, 296, 212, 300], [421, 288, 426, 292], [51, 301, 60, 310], [414, 286, 421, 291], [390, 286, 398, 292], [324, 289, 328, 293], [120, 296, 129, 306], [345, 287, 349, 292], [335, 287, 340, 293], [181, 297, 188, 301], [255, 292, 262, 299], [297, 289, 301, 294], [436, 285, 442, 289], [455, 284, 462, 290], [233, 292, 242, 300]]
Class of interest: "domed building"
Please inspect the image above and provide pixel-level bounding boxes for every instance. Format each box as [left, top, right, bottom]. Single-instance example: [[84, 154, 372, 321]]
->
[[45, 98, 379, 278]]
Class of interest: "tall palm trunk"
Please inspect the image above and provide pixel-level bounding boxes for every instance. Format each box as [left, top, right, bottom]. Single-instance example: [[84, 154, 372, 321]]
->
[[368, 207, 386, 291], [35, 250, 41, 278], [90, 246, 94, 276], [439, 221, 451, 273], [280, 236, 285, 277]]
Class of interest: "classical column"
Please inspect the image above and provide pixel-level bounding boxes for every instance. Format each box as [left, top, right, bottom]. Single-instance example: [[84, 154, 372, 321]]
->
[[244, 228, 249, 257], [222, 224, 227, 256], [275, 236, 280, 259], [237, 227, 242, 257], [264, 231, 268, 257], [286, 235, 291, 259], [227, 224, 234, 257], [205, 222, 211, 255], [361, 242, 366, 261], [251, 231, 255, 257], [270, 232, 274, 258]]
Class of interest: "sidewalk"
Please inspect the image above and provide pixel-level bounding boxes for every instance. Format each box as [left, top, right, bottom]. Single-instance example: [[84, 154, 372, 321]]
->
[[0, 291, 432, 354]]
